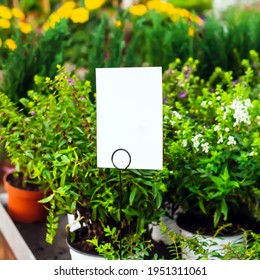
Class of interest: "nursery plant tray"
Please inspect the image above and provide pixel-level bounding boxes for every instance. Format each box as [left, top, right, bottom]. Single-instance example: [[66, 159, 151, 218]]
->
[[0, 193, 70, 260]]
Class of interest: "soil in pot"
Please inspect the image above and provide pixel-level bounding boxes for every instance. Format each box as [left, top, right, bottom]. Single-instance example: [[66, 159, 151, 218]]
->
[[3, 172, 47, 223], [176, 211, 260, 236], [68, 224, 173, 260], [67, 225, 106, 260]]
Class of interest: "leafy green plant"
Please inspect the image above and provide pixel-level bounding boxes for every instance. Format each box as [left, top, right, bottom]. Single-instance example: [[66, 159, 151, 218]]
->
[[1, 19, 69, 103], [162, 57, 260, 231], [161, 222, 260, 260], [169, 0, 212, 14], [88, 226, 156, 260], [0, 66, 166, 246]]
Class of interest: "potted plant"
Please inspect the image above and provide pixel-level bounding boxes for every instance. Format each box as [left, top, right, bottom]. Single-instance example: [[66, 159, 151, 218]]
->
[[159, 57, 260, 258], [0, 93, 49, 223], [0, 66, 167, 258]]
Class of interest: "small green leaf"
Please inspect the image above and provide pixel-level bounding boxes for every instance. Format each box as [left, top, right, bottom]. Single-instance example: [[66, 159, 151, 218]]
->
[[129, 188, 137, 206], [213, 207, 221, 228], [221, 199, 228, 221], [211, 176, 224, 186], [156, 193, 162, 208], [38, 193, 54, 203], [198, 199, 207, 214], [123, 208, 140, 217]]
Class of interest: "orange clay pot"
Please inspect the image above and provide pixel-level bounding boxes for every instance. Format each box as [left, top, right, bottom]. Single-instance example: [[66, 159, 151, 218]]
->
[[3, 172, 47, 223]]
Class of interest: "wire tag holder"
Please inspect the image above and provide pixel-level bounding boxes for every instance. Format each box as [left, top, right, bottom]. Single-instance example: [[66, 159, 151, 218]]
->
[[111, 148, 131, 260]]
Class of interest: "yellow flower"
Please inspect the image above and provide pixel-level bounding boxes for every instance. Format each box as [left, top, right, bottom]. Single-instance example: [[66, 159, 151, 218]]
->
[[18, 22, 32, 34], [70, 8, 89, 23], [0, 5, 12, 19], [43, 12, 61, 31], [4, 39, 17, 51], [115, 20, 122, 28], [188, 27, 195, 37], [129, 4, 147, 16], [0, 18, 11, 29], [57, 1, 77, 19], [146, 0, 163, 11], [61, 1, 77, 10], [84, 0, 105, 11], [12, 8, 25, 20]]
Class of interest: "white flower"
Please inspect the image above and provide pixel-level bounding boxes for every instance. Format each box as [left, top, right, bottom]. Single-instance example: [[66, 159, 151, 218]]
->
[[216, 96, 221, 101], [214, 125, 221, 131], [182, 139, 188, 147], [223, 110, 227, 120], [230, 99, 252, 126], [227, 136, 236, 145], [173, 111, 181, 119], [191, 133, 202, 150], [201, 142, 209, 153], [225, 127, 230, 132], [208, 101, 212, 106], [230, 100, 244, 111], [249, 151, 258, 156], [201, 101, 207, 107], [217, 134, 223, 144]]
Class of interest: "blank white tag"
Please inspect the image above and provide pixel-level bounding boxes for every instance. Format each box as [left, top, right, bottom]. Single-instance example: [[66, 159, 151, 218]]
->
[[96, 67, 163, 170]]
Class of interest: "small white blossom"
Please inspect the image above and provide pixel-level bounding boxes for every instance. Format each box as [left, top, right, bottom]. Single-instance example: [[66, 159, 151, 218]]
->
[[223, 110, 227, 120], [182, 139, 188, 147], [230, 99, 252, 126], [214, 125, 221, 131], [230, 100, 244, 111], [201, 101, 207, 107], [173, 111, 182, 119], [191, 134, 202, 150], [225, 127, 230, 132], [249, 151, 258, 156], [201, 142, 209, 153], [227, 136, 236, 145], [216, 96, 221, 101], [217, 134, 223, 144], [208, 101, 212, 106]]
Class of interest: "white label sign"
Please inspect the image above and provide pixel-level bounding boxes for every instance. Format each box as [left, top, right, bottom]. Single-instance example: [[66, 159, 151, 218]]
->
[[96, 67, 162, 170]]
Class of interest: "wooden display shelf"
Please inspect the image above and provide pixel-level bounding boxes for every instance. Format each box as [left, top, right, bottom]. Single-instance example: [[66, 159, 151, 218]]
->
[[0, 193, 36, 260], [0, 193, 70, 260]]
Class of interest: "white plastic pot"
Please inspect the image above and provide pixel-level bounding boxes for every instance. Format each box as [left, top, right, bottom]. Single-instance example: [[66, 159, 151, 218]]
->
[[151, 215, 244, 260], [67, 243, 104, 260]]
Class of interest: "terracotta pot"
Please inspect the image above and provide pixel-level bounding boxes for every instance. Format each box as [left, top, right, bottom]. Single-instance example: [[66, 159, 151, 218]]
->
[[3, 172, 47, 223]]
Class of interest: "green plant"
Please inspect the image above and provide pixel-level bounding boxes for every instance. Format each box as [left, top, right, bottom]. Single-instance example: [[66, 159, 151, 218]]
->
[[161, 222, 260, 260], [169, 0, 212, 14], [0, 66, 166, 246], [162, 57, 260, 232], [88, 226, 156, 260], [1, 18, 69, 103]]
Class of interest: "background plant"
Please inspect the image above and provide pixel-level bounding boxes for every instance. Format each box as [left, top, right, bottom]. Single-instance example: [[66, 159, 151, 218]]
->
[[162, 58, 260, 231], [0, 3, 69, 103], [161, 223, 260, 260]]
